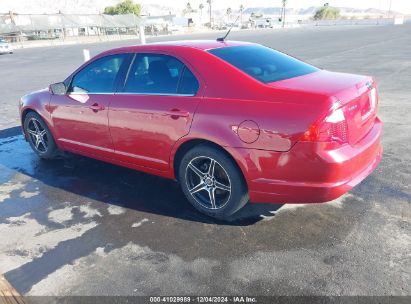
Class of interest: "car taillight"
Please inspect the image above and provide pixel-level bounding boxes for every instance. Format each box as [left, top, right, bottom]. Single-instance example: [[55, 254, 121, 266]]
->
[[302, 108, 348, 144]]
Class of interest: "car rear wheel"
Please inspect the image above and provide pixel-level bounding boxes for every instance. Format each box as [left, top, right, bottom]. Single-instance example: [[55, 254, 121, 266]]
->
[[24, 112, 58, 159], [178, 144, 249, 219]]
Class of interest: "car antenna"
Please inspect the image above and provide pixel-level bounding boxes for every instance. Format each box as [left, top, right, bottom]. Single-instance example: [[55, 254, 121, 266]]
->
[[217, 15, 240, 42]]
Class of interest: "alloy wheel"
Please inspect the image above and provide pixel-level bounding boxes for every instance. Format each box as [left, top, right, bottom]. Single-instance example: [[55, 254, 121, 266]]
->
[[185, 156, 231, 210], [27, 118, 48, 153]]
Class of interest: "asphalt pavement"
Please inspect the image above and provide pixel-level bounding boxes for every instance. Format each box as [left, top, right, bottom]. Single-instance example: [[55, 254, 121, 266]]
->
[[0, 24, 410, 296]]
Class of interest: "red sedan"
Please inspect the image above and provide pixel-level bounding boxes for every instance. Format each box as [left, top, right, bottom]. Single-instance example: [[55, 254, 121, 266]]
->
[[19, 40, 382, 219]]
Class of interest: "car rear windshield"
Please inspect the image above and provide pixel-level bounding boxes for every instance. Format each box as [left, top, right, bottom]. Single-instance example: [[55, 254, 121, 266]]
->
[[208, 45, 319, 83]]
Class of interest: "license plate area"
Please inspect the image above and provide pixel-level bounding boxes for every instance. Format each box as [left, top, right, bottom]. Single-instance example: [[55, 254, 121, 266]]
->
[[361, 88, 376, 121]]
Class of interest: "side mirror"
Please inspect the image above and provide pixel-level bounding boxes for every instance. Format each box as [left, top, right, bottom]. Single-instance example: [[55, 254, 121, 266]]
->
[[49, 82, 67, 95]]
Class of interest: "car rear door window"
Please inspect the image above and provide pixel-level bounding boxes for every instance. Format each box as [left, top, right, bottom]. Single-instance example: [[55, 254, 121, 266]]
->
[[177, 67, 199, 95], [69, 54, 127, 93], [123, 54, 199, 95], [208, 45, 318, 83]]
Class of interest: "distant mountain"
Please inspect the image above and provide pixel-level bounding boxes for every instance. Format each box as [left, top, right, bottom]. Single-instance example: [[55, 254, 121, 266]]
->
[[0, 0, 398, 16], [244, 6, 316, 15], [140, 4, 178, 16], [243, 6, 396, 16]]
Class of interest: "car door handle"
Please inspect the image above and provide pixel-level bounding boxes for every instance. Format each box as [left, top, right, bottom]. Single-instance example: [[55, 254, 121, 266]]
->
[[165, 109, 190, 118], [89, 103, 105, 112]]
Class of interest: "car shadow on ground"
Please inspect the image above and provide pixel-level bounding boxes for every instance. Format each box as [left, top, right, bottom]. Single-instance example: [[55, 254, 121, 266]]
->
[[0, 126, 282, 226]]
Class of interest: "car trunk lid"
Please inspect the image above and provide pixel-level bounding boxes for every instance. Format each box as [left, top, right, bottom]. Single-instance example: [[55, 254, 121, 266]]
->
[[268, 70, 378, 145]]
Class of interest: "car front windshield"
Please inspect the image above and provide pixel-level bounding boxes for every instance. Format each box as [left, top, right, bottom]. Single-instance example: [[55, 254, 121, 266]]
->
[[208, 45, 319, 83]]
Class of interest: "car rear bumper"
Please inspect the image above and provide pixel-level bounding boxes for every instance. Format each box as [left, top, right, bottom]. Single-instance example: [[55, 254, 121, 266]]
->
[[244, 117, 383, 203]]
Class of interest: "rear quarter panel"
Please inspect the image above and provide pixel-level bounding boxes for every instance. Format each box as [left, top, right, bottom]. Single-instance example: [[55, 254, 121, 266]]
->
[[191, 91, 330, 152]]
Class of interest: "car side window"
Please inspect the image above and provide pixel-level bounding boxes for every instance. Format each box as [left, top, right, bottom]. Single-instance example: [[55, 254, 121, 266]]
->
[[123, 54, 199, 96], [69, 54, 127, 93], [178, 67, 199, 95]]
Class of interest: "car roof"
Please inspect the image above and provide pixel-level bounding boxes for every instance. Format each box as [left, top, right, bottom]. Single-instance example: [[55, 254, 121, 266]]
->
[[147, 40, 253, 50], [107, 40, 254, 54]]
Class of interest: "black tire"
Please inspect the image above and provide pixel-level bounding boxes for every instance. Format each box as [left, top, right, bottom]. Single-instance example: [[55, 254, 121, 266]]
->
[[178, 144, 249, 219], [23, 112, 59, 159]]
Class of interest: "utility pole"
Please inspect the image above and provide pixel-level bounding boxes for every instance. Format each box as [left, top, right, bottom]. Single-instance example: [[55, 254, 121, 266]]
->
[[282, 0, 287, 28], [199, 4, 204, 24], [388, 0, 392, 17], [240, 5, 244, 26], [207, 0, 212, 28]]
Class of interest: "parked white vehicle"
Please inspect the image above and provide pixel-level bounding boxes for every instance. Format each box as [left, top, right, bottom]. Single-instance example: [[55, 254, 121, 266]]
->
[[0, 38, 13, 54]]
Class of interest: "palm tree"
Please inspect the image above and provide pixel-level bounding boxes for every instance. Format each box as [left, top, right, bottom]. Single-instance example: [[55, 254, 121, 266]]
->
[[199, 3, 204, 23], [207, 0, 212, 27], [226, 7, 232, 22], [183, 2, 194, 16], [239, 4, 244, 25]]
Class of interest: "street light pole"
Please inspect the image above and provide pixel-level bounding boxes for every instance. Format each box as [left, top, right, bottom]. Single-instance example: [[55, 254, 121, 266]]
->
[[388, 0, 392, 17], [207, 0, 212, 28], [282, 0, 286, 28]]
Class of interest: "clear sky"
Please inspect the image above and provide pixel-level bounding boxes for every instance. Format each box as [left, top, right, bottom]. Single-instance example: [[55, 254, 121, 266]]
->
[[0, 0, 409, 15], [139, 0, 411, 13]]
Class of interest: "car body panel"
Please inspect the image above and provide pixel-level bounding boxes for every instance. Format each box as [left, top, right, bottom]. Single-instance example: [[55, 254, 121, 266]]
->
[[108, 94, 201, 171], [20, 89, 53, 137], [268, 70, 368, 95], [191, 95, 328, 152], [49, 93, 114, 158], [246, 118, 382, 203]]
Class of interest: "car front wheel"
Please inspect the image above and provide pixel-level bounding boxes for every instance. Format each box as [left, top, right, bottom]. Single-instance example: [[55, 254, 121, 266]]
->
[[23, 112, 58, 159], [178, 144, 249, 219]]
